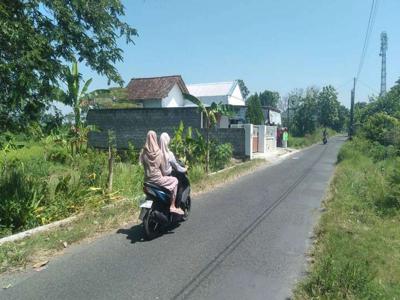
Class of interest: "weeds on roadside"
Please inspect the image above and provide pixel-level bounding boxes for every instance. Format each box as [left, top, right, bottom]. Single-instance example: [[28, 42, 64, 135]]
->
[[295, 139, 400, 299]]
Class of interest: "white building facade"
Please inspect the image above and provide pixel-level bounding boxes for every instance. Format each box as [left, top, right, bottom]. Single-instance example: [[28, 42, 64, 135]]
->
[[186, 80, 245, 107]]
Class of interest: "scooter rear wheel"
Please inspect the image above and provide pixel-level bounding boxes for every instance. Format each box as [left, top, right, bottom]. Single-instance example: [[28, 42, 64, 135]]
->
[[182, 196, 191, 221], [143, 209, 159, 240]]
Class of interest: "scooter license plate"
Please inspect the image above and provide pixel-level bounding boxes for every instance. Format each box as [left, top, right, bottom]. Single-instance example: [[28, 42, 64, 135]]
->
[[140, 200, 153, 209], [138, 200, 153, 221]]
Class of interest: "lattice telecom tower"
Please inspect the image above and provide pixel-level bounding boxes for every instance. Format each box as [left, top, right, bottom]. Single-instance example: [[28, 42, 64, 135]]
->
[[379, 31, 388, 96]]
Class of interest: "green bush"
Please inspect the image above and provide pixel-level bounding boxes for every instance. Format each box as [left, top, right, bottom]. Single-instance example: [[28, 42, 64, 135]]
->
[[386, 158, 400, 210], [210, 142, 233, 171], [46, 145, 71, 164], [112, 163, 144, 198], [127, 142, 139, 164], [362, 112, 400, 147], [338, 137, 399, 163], [0, 162, 46, 234], [76, 149, 108, 187], [188, 164, 206, 184]]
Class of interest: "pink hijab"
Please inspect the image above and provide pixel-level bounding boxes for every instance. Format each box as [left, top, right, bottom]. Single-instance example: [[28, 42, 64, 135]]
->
[[160, 132, 172, 175], [140, 131, 161, 167]]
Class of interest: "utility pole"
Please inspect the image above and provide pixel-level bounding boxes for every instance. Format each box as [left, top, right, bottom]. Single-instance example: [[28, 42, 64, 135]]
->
[[379, 32, 388, 96], [287, 96, 290, 132], [349, 77, 356, 140]]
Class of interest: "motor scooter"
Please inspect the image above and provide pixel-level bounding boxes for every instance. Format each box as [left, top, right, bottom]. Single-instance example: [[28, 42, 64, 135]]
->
[[139, 164, 191, 240]]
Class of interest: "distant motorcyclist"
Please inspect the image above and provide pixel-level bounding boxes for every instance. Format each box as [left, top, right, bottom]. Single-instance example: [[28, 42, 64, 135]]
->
[[322, 128, 328, 144]]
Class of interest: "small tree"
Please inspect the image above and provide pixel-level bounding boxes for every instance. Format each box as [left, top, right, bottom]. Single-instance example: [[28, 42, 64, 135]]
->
[[237, 79, 250, 100], [183, 93, 232, 173], [246, 94, 264, 125], [259, 90, 280, 108], [317, 85, 340, 129]]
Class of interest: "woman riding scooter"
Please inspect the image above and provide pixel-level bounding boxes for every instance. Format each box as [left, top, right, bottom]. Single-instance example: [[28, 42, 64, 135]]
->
[[139, 131, 184, 215], [159, 132, 187, 175], [159, 133, 189, 206]]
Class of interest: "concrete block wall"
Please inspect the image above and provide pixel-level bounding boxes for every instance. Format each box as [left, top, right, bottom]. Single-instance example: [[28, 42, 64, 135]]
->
[[87, 108, 246, 157], [87, 107, 200, 150], [200, 128, 246, 157]]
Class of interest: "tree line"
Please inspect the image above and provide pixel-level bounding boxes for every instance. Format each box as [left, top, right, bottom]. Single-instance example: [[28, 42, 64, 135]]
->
[[0, 0, 136, 133], [239, 81, 350, 136]]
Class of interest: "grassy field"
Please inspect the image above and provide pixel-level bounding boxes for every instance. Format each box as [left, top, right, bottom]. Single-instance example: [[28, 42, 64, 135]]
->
[[0, 159, 267, 274], [295, 138, 400, 299], [289, 128, 337, 149]]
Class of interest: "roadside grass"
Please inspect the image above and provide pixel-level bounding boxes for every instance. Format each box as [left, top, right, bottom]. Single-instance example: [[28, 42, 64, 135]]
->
[[289, 128, 336, 149], [0, 159, 267, 274], [191, 159, 266, 194], [294, 139, 400, 299], [0, 198, 140, 274]]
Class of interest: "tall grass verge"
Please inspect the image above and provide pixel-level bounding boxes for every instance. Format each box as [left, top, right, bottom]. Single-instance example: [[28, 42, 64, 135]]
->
[[0, 158, 268, 274], [289, 128, 336, 149], [295, 138, 400, 299]]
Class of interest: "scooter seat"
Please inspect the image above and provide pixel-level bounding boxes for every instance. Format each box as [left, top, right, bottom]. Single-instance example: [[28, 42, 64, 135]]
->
[[144, 182, 171, 195]]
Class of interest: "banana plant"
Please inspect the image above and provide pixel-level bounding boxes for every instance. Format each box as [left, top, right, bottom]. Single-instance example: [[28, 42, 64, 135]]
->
[[183, 93, 233, 173], [56, 60, 92, 127]]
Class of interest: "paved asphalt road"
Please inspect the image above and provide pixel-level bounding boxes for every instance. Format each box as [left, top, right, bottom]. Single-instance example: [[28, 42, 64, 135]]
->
[[1, 137, 345, 300]]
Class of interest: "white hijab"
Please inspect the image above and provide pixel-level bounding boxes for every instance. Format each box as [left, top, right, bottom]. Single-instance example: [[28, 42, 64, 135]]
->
[[160, 132, 172, 175]]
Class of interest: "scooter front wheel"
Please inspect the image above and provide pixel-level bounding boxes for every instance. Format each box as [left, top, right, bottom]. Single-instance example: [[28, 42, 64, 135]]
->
[[143, 209, 160, 240]]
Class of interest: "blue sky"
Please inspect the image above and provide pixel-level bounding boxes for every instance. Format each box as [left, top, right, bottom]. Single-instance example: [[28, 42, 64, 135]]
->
[[79, 0, 400, 108]]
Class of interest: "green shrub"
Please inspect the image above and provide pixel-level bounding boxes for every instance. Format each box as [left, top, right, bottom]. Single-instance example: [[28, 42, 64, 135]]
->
[[127, 142, 139, 164], [112, 163, 144, 198], [0, 162, 46, 234], [362, 112, 400, 147], [386, 158, 400, 210], [77, 149, 108, 187], [188, 164, 206, 184], [46, 145, 71, 164], [170, 121, 199, 164], [210, 142, 233, 171]]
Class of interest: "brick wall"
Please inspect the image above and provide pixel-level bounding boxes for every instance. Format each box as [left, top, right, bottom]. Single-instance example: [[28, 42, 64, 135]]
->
[[87, 108, 246, 157]]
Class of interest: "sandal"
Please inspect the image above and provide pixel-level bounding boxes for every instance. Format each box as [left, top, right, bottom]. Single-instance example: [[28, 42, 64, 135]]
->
[[170, 207, 184, 215]]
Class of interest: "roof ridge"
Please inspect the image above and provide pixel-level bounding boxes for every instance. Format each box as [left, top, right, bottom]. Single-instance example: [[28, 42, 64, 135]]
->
[[187, 81, 234, 86], [130, 75, 182, 81]]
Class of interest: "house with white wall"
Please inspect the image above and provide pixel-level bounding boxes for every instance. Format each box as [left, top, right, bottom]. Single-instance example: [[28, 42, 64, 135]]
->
[[126, 75, 189, 108], [186, 80, 245, 107]]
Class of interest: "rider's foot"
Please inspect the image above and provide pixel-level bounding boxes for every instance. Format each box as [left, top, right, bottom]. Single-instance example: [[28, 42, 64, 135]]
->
[[170, 207, 184, 215]]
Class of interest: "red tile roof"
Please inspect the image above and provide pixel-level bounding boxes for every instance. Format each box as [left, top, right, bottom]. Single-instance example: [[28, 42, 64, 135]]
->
[[126, 75, 189, 101]]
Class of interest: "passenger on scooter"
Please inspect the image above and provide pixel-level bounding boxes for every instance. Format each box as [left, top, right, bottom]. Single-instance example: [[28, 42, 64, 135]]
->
[[139, 131, 184, 215], [159, 132, 187, 176]]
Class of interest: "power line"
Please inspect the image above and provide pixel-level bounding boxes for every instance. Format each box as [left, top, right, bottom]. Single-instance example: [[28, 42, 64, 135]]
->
[[350, 0, 379, 138], [357, 79, 379, 95], [335, 78, 354, 90], [356, 0, 379, 82]]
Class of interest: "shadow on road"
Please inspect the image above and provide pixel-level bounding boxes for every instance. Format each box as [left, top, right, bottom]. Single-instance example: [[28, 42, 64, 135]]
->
[[117, 223, 181, 244], [116, 224, 146, 244]]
